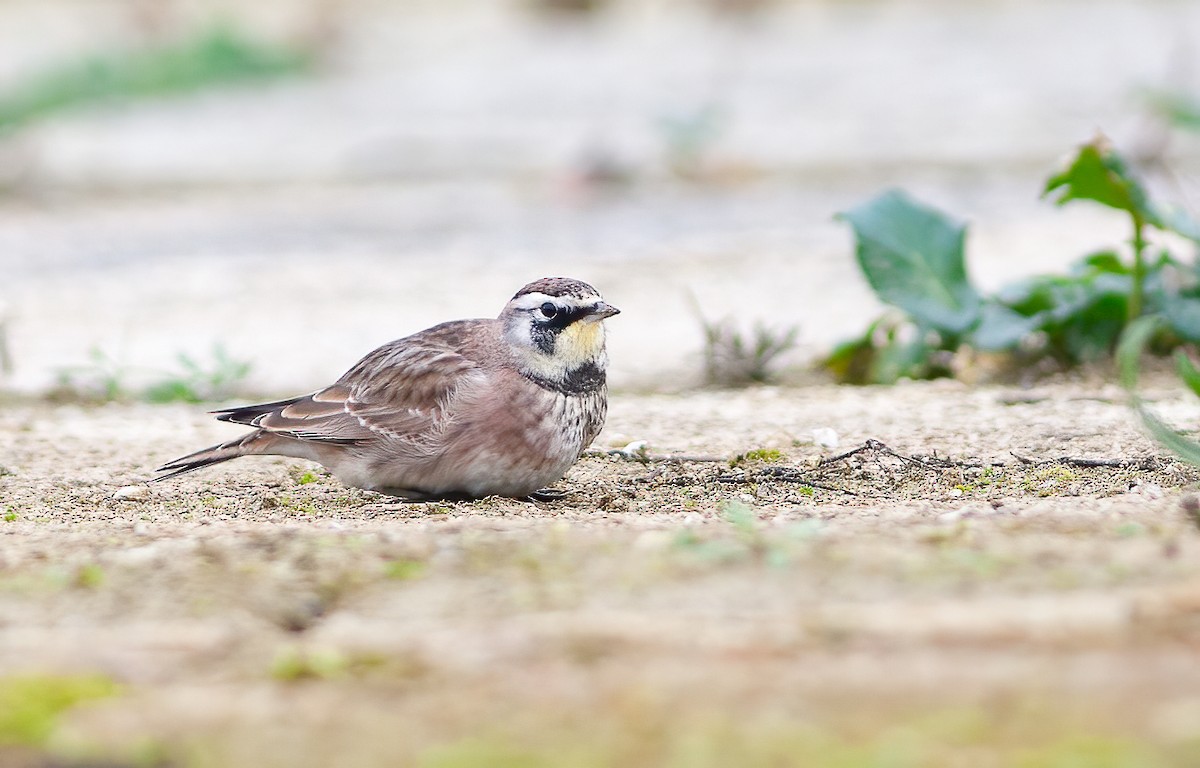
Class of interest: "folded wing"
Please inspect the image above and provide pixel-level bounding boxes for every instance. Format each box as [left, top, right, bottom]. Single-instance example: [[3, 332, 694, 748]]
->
[[214, 324, 485, 450]]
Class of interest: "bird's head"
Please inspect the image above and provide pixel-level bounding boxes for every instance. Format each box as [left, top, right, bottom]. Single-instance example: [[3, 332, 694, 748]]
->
[[500, 277, 619, 392]]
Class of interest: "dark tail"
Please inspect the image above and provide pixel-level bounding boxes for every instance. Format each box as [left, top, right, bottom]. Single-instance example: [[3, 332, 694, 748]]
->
[[210, 396, 304, 427], [153, 431, 267, 481]]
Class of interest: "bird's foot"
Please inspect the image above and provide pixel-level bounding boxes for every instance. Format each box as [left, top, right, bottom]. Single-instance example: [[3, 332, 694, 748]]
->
[[375, 487, 474, 503]]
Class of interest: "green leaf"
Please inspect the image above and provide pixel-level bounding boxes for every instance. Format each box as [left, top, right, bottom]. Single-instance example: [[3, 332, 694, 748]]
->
[[1175, 350, 1200, 399], [1043, 136, 1160, 226], [1061, 291, 1127, 361], [1136, 404, 1200, 465], [1116, 314, 1160, 391], [969, 303, 1042, 351], [1073, 250, 1127, 275], [1163, 293, 1200, 342], [1157, 204, 1200, 244], [837, 189, 981, 334], [1116, 315, 1200, 465]]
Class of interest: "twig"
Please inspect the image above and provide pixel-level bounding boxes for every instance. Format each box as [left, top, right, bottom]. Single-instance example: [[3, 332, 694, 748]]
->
[[818, 440, 884, 466], [1011, 451, 1159, 470], [817, 439, 955, 471], [1053, 456, 1160, 470]]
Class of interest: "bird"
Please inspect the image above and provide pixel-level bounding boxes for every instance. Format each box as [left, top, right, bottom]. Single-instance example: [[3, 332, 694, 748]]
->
[[155, 277, 620, 500]]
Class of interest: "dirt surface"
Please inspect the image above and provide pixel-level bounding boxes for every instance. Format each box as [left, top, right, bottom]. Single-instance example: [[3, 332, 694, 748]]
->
[[3, 374, 1200, 766]]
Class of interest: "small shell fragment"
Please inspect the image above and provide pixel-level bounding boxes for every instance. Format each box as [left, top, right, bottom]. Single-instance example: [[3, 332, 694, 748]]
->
[[114, 485, 150, 502], [812, 427, 840, 450]]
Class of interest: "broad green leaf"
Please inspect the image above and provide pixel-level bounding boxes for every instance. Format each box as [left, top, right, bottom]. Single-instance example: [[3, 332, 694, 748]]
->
[[1061, 291, 1126, 361], [1175, 350, 1200, 399], [1163, 293, 1200, 342], [970, 303, 1043, 351], [837, 189, 981, 334], [1043, 137, 1160, 226], [1073, 251, 1127, 275], [1158, 205, 1200, 244], [994, 276, 1069, 316]]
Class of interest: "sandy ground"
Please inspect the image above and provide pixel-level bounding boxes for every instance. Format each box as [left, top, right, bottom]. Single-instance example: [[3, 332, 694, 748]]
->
[[2, 373, 1200, 766]]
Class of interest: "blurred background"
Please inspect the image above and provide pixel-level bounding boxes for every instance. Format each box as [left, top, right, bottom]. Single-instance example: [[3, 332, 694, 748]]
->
[[1, 0, 1199, 396]]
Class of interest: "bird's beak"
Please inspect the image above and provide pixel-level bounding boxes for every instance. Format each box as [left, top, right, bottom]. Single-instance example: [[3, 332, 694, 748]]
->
[[588, 301, 620, 320]]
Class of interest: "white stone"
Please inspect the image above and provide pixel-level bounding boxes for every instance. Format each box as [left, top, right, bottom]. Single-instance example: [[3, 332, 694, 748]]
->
[[113, 485, 150, 502], [812, 428, 840, 450]]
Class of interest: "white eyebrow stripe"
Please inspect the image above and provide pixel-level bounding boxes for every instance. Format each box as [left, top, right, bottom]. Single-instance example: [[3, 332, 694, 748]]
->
[[511, 292, 600, 311]]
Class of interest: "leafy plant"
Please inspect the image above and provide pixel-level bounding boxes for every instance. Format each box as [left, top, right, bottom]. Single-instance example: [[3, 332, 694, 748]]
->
[[294, 470, 320, 485], [729, 448, 784, 467], [143, 345, 253, 403], [827, 137, 1200, 384], [53, 343, 252, 403], [53, 346, 132, 401], [0, 25, 311, 133], [692, 296, 799, 386]]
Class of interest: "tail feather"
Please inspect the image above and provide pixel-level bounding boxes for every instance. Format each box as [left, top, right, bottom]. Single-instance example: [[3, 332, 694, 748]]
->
[[211, 396, 305, 427], [154, 431, 266, 482]]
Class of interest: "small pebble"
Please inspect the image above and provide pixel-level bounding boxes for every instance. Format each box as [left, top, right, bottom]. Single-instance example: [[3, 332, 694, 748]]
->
[[113, 485, 150, 502], [812, 427, 840, 450], [616, 440, 648, 459]]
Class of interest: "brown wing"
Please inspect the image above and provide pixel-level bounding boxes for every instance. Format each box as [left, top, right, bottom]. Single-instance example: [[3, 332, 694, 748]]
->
[[214, 321, 490, 449]]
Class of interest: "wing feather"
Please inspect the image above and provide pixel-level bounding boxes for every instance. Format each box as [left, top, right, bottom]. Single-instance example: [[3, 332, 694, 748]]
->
[[212, 321, 490, 449]]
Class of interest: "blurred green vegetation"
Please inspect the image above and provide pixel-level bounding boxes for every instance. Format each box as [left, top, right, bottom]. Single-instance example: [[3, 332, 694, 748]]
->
[[826, 136, 1200, 384], [1144, 89, 1200, 133], [52, 343, 252, 404], [0, 25, 311, 133], [0, 673, 120, 746]]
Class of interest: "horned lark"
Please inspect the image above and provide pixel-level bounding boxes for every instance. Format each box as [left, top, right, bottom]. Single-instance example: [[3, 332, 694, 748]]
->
[[156, 277, 619, 500]]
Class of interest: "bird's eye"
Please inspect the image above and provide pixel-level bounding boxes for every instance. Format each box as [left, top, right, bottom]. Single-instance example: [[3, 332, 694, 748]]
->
[[539, 302, 558, 319]]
